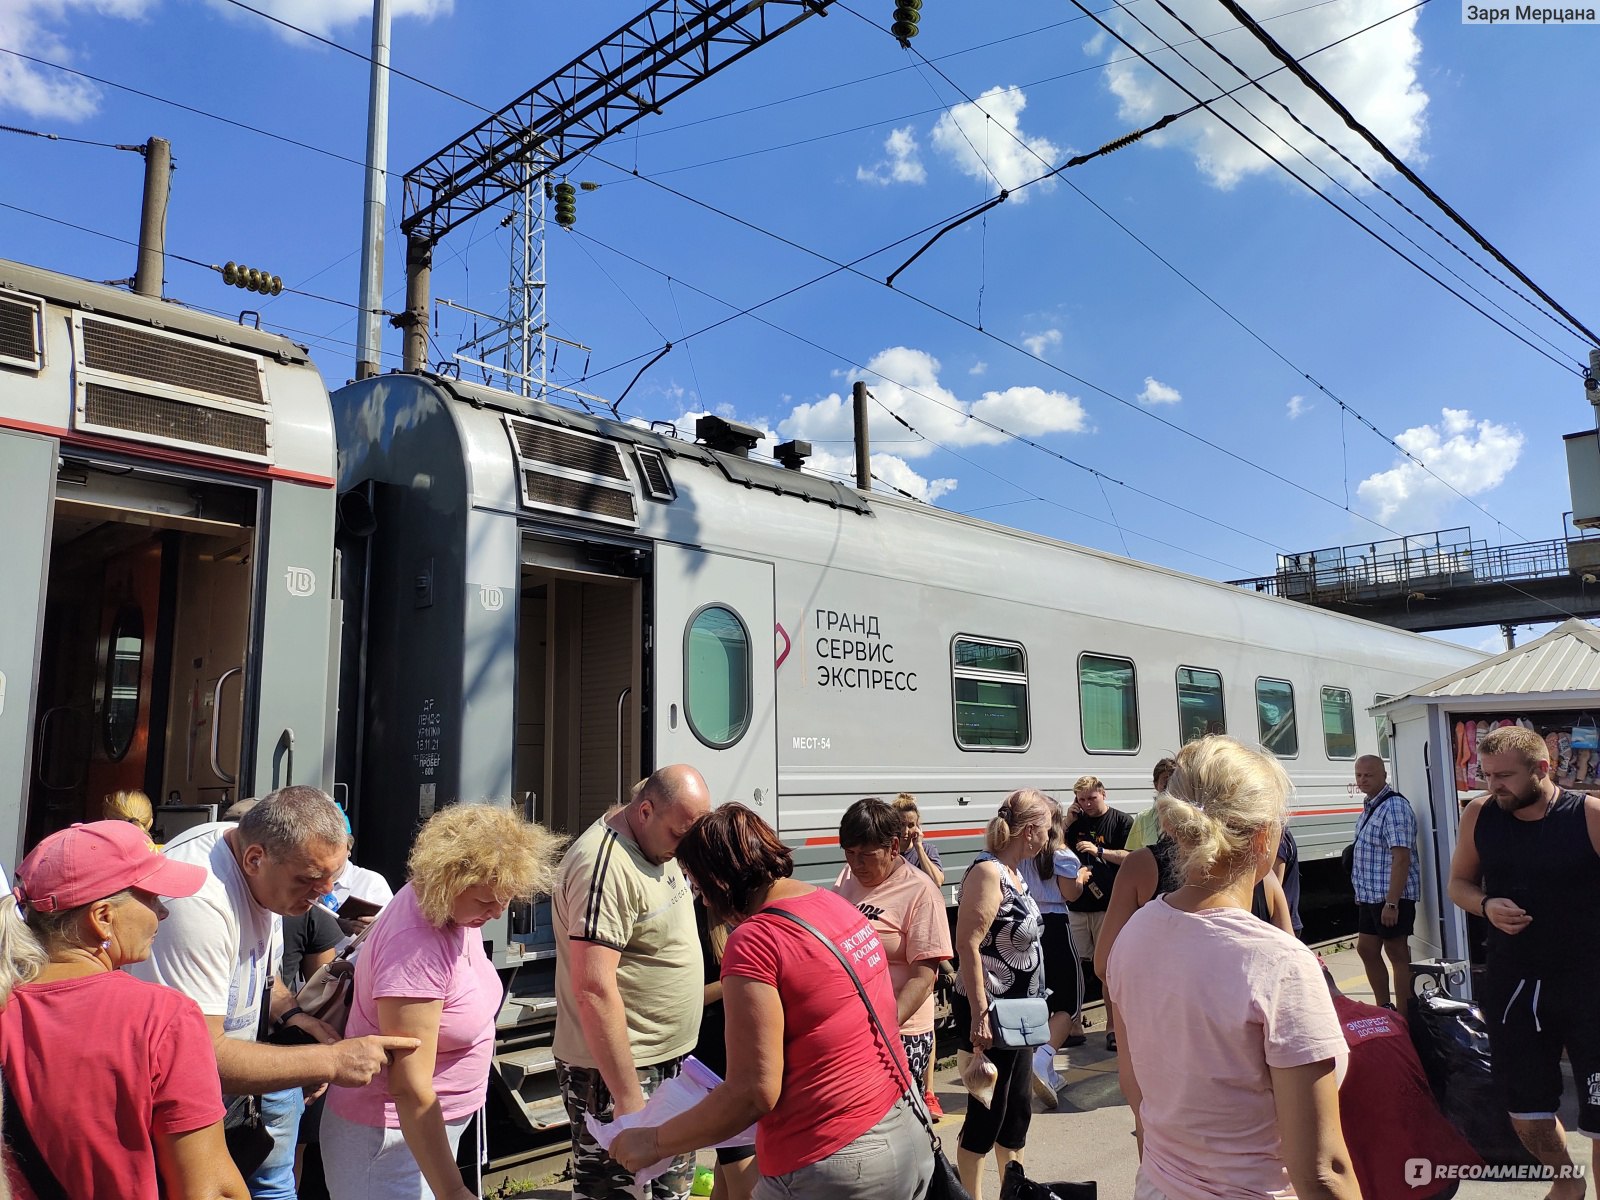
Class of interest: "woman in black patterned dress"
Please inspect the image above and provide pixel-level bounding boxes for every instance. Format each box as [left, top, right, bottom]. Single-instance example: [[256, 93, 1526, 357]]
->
[[953, 789, 1050, 1200]]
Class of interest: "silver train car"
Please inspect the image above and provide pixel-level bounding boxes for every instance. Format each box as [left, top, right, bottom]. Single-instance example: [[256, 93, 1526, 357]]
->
[[0, 259, 338, 861], [329, 371, 1482, 890]]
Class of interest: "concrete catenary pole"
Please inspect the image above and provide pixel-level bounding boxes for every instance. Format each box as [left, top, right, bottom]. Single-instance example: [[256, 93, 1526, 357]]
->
[[355, 0, 392, 380], [852, 379, 871, 491], [132, 137, 172, 298]]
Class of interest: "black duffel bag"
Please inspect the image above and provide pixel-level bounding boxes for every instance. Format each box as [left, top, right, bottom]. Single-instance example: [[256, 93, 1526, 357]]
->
[[1408, 986, 1537, 1168]]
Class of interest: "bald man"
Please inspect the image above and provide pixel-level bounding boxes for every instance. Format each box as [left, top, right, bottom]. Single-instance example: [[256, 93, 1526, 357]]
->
[[1350, 755, 1419, 1008], [553, 765, 712, 1200]]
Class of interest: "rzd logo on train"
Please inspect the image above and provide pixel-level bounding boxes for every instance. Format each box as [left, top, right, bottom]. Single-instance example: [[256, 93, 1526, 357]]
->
[[285, 566, 316, 597]]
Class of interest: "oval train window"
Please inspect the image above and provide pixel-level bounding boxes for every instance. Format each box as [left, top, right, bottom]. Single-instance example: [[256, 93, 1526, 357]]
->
[[684, 605, 752, 749], [103, 605, 145, 761]]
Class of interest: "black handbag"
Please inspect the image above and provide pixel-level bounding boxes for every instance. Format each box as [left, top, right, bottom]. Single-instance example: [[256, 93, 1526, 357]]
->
[[768, 906, 973, 1200], [223, 1092, 275, 1176]]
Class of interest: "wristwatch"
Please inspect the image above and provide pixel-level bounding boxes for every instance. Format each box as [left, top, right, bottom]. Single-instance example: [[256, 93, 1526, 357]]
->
[[1383, 901, 1398, 909], [276, 1005, 306, 1030]]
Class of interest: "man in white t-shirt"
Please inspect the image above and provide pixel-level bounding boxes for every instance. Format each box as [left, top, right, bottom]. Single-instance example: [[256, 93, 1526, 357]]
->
[[131, 788, 417, 1115]]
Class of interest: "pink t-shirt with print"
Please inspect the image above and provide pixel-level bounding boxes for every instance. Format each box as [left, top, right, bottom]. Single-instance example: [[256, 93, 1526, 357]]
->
[[327, 882, 503, 1127], [834, 858, 954, 1035], [1107, 897, 1347, 1200]]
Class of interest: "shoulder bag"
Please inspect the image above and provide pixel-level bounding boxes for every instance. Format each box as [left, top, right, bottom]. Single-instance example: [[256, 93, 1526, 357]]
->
[[278, 915, 378, 1041], [767, 905, 973, 1200], [987, 996, 1051, 1049], [1341, 790, 1399, 880]]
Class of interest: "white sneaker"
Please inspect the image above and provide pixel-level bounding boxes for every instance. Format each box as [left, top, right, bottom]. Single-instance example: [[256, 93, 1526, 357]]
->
[[1031, 1045, 1061, 1106]]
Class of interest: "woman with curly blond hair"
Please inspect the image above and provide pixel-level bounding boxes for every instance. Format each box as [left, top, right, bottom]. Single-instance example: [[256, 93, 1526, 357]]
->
[[323, 804, 564, 1200]]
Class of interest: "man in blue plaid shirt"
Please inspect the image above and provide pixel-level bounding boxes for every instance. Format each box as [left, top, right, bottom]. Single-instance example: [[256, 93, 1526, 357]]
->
[[1352, 756, 1421, 1008]]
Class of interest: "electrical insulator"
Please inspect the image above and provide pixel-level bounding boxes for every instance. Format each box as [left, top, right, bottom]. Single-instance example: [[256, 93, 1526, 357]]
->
[[892, 0, 920, 43], [221, 261, 283, 295], [554, 181, 577, 229]]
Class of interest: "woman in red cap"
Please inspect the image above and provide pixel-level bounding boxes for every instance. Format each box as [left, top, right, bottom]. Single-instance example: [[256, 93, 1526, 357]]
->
[[0, 820, 248, 1200]]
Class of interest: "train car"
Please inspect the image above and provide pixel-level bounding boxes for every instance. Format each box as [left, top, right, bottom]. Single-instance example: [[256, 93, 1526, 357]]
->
[[0, 259, 338, 864], [329, 370, 1480, 1152], [331, 371, 1481, 877]]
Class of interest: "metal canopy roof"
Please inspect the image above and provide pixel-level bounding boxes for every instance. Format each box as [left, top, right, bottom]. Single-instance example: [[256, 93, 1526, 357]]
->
[[1377, 618, 1600, 705]]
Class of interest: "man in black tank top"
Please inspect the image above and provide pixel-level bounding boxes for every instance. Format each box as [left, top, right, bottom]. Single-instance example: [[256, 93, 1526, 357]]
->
[[1448, 725, 1600, 1196]]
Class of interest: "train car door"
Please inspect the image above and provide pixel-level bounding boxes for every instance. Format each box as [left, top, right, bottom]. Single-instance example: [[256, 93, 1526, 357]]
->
[[0, 432, 57, 865], [653, 544, 777, 818]]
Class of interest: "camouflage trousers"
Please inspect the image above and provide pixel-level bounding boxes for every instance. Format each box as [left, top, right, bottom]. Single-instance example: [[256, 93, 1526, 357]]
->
[[558, 1056, 696, 1200]]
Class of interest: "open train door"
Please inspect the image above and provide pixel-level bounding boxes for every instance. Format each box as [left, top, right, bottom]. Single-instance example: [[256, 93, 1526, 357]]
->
[[653, 544, 777, 821]]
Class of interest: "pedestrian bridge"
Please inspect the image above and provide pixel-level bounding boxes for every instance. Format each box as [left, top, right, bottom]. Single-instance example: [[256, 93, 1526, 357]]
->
[[1227, 526, 1600, 633]]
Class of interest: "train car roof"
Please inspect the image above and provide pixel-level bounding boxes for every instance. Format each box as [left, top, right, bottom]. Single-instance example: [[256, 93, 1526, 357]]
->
[[0, 257, 312, 363]]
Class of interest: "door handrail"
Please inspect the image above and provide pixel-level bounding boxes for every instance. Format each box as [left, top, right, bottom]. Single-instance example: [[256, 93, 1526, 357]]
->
[[210, 667, 243, 786], [276, 727, 295, 788], [616, 686, 632, 804]]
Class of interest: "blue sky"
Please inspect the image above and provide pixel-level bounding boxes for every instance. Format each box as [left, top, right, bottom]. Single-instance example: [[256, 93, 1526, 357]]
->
[[3, 0, 1596, 651]]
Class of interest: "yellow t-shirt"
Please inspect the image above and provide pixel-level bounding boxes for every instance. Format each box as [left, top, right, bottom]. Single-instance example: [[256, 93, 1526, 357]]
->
[[552, 816, 702, 1069]]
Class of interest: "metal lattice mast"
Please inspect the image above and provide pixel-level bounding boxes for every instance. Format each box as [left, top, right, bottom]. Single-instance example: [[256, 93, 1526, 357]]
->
[[506, 161, 548, 399]]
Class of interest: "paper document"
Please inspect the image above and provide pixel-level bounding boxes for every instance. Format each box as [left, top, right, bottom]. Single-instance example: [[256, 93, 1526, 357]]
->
[[585, 1056, 757, 1189]]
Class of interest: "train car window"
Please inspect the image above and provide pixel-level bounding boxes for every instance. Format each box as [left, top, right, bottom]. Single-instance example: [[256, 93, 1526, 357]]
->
[[102, 605, 144, 761], [952, 637, 1030, 751], [1079, 653, 1139, 753], [1176, 667, 1225, 743], [1255, 677, 1299, 757], [1321, 687, 1357, 759], [684, 605, 752, 749], [1374, 693, 1395, 760]]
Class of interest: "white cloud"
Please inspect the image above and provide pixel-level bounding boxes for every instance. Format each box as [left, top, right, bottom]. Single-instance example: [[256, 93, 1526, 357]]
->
[[1137, 376, 1182, 405], [931, 85, 1062, 199], [1021, 329, 1063, 357], [1356, 407, 1523, 523], [780, 346, 1087, 460], [969, 361, 988, 376], [1100, 0, 1428, 190], [206, 0, 452, 38], [856, 125, 926, 186], [0, 0, 156, 120], [1286, 394, 1312, 419]]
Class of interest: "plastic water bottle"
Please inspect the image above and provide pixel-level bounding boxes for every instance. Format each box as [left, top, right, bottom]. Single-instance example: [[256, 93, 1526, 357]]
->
[[691, 1165, 715, 1196]]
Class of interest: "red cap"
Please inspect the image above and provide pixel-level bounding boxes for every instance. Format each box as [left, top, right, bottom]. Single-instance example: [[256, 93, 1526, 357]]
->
[[15, 821, 208, 913]]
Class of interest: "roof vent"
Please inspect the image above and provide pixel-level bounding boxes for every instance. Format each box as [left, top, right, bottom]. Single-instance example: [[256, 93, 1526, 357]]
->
[[634, 447, 676, 502], [0, 290, 44, 372], [774, 439, 811, 471], [71, 313, 273, 462], [696, 414, 763, 457], [505, 415, 637, 528]]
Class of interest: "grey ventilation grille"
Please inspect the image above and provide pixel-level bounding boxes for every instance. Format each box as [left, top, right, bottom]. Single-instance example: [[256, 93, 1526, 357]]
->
[[72, 313, 273, 462], [505, 415, 637, 527], [633, 447, 676, 502], [508, 418, 627, 480], [82, 383, 270, 457], [0, 290, 44, 372], [82, 317, 265, 405]]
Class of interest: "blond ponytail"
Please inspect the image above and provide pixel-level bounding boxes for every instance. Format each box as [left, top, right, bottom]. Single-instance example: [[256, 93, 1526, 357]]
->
[[1155, 736, 1289, 885]]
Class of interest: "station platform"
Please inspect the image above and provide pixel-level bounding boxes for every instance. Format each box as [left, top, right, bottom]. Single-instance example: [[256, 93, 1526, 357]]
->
[[503, 939, 1591, 1198], [931, 939, 1590, 1200]]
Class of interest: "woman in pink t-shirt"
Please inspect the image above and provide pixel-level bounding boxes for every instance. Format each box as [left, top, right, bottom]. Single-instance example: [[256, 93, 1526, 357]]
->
[[322, 805, 563, 1200], [1107, 737, 1359, 1200], [610, 803, 934, 1200]]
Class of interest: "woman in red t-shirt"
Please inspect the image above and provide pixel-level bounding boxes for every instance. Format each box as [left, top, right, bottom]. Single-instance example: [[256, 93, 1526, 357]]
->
[[610, 803, 934, 1200], [0, 820, 247, 1200]]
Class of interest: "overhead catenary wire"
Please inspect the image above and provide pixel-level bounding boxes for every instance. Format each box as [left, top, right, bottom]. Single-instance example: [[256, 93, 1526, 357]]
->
[[0, 123, 141, 151], [571, 226, 1292, 559], [1207, 0, 1600, 350], [839, 0, 1543, 539], [1103, 0, 1584, 359]]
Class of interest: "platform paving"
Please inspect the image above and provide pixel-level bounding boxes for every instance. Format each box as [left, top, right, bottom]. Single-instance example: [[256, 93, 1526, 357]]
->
[[506, 940, 1592, 1198]]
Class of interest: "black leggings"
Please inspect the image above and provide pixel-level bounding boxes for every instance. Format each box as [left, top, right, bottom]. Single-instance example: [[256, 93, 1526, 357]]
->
[[959, 1044, 1032, 1155], [953, 993, 1034, 1154]]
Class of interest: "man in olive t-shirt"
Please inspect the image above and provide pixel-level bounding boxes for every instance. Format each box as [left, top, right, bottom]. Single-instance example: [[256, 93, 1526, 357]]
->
[[553, 764, 711, 1200]]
